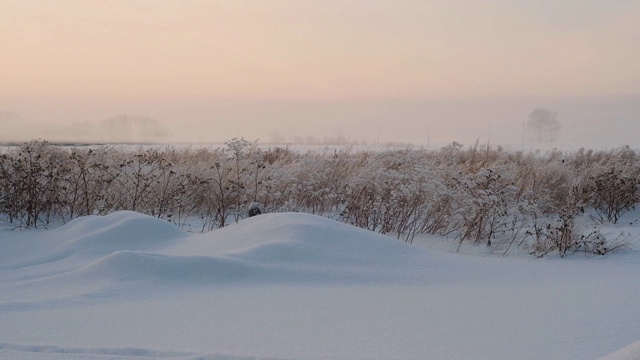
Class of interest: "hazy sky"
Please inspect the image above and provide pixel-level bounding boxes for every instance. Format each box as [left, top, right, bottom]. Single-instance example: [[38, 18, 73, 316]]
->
[[1, 0, 639, 147]]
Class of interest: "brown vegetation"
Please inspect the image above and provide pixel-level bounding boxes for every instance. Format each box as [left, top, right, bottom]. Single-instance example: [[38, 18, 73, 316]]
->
[[2, 140, 637, 257]]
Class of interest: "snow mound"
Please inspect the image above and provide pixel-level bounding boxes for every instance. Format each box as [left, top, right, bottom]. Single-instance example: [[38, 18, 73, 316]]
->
[[163, 212, 478, 285], [62, 250, 262, 285], [44, 212, 466, 286], [0, 342, 290, 360], [58, 211, 189, 253], [3, 211, 640, 359], [598, 340, 640, 360], [1, 211, 188, 272]]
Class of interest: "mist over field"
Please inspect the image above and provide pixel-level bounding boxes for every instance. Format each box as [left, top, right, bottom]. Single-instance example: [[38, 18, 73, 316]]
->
[[2, 2, 640, 358], [2, 95, 639, 149], [2, 1, 639, 149]]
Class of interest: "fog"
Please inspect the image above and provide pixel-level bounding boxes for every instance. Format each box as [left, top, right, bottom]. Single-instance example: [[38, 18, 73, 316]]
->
[[2, 1, 639, 150], [1, 95, 638, 150]]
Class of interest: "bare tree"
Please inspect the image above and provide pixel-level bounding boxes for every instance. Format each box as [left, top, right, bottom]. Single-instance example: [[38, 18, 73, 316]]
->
[[528, 108, 561, 143]]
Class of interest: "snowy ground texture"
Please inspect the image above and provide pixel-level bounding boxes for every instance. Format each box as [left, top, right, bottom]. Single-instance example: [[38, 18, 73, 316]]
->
[[1, 211, 639, 360]]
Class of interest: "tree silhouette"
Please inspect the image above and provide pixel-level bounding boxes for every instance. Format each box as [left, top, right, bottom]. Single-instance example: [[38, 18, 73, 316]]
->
[[528, 108, 561, 144]]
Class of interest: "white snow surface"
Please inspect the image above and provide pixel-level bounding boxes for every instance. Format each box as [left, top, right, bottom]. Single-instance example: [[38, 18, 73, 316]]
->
[[1, 211, 639, 360]]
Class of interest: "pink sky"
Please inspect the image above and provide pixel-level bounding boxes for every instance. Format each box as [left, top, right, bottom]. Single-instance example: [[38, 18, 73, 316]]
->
[[1, 0, 639, 147]]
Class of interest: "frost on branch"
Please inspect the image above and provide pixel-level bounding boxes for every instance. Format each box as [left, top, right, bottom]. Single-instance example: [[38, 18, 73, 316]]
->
[[1, 140, 635, 257]]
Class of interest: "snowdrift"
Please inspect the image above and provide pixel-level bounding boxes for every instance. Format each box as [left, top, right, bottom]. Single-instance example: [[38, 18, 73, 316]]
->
[[599, 340, 640, 360], [2, 211, 640, 360], [2, 212, 485, 288], [0, 211, 187, 270]]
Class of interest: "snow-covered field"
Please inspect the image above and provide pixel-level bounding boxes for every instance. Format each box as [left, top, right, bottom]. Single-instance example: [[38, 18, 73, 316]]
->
[[1, 211, 639, 359]]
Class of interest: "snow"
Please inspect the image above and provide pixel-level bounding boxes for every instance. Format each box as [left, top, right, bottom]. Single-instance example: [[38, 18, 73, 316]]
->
[[599, 340, 640, 360], [1, 211, 639, 359]]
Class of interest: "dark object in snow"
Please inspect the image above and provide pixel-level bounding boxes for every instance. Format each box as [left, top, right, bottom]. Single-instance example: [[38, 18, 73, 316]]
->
[[248, 203, 262, 217]]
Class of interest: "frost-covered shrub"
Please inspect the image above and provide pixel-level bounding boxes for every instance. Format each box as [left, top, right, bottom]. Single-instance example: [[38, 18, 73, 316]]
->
[[583, 165, 639, 223], [110, 148, 174, 214], [0, 140, 636, 257], [449, 167, 519, 248], [0, 152, 18, 223], [0, 140, 69, 228], [529, 209, 580, 258], [63, 147, 113, 218], [513, 155, 574, 214], [341, 158, 402, 234], [525, 186, 622, 258], [287, 148, 357, 216], [340, 149, 457, 243]]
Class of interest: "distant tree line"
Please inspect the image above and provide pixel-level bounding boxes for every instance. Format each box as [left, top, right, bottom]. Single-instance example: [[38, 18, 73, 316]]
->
[[0, 114, 169, 144], [1, 139, 638, 257]]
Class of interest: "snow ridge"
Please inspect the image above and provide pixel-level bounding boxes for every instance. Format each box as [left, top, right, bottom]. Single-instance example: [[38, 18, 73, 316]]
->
[[0, 342, 292, 360], [2, 211, 640, 360]]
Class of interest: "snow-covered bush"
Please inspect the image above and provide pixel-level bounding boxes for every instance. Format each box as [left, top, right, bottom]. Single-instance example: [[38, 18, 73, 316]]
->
[[340, 149, 449, 242], [0, 140, 69, 228], [110, 148, 175, 214], [583, 164, 639, 224], [528, 187, 583, 258], [0, 140, 634, 257], [525, 185, 625, 257], [449, 167, 519, 248]]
